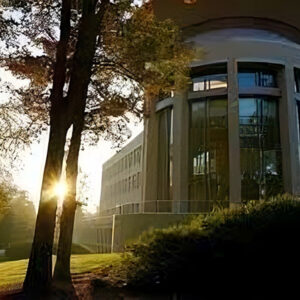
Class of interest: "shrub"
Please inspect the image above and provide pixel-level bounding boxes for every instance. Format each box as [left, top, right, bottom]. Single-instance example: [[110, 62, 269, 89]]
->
[[5, 242, 32, 260], [124, 195, 300, 297]]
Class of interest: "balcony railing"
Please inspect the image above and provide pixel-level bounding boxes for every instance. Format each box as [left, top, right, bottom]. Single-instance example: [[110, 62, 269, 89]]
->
[[99, 200, 230, 216]]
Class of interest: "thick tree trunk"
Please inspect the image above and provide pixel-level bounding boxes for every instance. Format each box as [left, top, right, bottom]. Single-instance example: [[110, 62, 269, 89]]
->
[[53, 120, 84, 282], [23, 116, 69, 294], [23, 0, 71, 294], [53, 0, 110, 283], [25, 0, 109, 292]]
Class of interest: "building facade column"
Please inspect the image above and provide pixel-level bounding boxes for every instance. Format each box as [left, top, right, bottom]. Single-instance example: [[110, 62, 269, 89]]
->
[[172, 91, 189, 213], [279, 64, 300, 195], [227, 58, 242, 205], [142, 100, 159, 212]]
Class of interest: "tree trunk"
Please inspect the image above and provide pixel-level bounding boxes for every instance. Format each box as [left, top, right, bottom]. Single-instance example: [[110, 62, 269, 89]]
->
[[53, 0, 110, 283], [24, 0, 109, 292], [23, 116, 69, 294], [53, 120, 84, 282], [23, 0, 71, 294]]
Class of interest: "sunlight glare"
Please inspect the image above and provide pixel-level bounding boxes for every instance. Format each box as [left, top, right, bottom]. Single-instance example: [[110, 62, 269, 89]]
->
[[53, 182, 68, 198]]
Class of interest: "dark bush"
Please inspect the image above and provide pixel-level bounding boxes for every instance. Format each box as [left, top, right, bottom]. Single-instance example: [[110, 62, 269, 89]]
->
[[124, 196, 300, 298], [5, 242, 32, 260]]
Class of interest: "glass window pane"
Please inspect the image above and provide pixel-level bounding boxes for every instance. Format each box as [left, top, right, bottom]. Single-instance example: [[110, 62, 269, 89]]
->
[[193, 74, 227, 91], [191, 101, 206, 128], [189, 98, 229, 212], [238, 73, 256, 88], [239, 97, 282, 201], [194, 81, 205, 91], [238, 71, 277, 88], [209, 99, 227, 128], [210, 77, 227, 89], [239, 98, 257, 117], [295, 69, 300, 93]]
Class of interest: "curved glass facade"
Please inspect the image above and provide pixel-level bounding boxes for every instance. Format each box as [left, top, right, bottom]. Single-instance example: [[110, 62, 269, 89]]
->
[[186, 63, 286, 210], [141, 29, 300, 213]]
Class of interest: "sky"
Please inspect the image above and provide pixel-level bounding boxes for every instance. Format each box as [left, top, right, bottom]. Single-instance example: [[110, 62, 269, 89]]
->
[[0, 68, 143, 214], [13, 122, 143, 214]]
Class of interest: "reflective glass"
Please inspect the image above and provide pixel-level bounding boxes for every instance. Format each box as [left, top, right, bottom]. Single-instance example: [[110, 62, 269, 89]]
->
[[193, 74, 227, 92], [238, 71, 277, 88], [295, 69, 300, 93], [189, 98, 229, 212], [239, 97, 282, 201]]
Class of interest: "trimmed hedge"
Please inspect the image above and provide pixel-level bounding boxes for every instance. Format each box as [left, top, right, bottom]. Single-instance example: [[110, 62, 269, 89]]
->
[[124, 196, 300, 298]]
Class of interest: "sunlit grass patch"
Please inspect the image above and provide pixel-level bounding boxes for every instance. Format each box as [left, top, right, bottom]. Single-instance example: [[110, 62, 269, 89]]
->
[[70, 253, 122, 274], [0, 259, 28, 292], [0, 253, 122, 292]]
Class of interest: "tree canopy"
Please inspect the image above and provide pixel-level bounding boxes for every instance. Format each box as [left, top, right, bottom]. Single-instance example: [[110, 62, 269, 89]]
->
[[0, 0, 193, 151]]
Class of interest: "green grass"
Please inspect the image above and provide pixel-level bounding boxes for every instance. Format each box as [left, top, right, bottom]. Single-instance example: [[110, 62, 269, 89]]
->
[[70, 253, 121, 274], [0, 253, 122, 292], [0, 259, 28, 292]]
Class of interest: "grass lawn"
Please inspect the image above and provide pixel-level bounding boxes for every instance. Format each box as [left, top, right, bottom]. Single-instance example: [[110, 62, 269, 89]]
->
[[0, 253, 122, 293]]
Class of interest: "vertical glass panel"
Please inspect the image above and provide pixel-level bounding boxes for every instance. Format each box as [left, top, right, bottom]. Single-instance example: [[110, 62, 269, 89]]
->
[[239, 97, 282, 201], [295, 69, 300, 93], [189, 98, 229, 212], [157, 108, 173, 207]]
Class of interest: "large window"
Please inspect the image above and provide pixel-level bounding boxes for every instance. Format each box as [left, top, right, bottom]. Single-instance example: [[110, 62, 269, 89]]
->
[[238, 70, 277, 88], [192, 74, 227, 92], [189, 98, 229, 211], [239, 97, 282, 201]]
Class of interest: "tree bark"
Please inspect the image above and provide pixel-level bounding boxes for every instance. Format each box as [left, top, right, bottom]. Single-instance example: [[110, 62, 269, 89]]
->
[[23, 115, 69, 294], [53, 120, 84, 282], [24, 0, 109, 292], [53, 0, 110, 283], [23, 0, 72, 294]]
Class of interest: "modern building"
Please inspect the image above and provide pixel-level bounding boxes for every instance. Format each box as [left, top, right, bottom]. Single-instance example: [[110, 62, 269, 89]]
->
[[94, 0, 300, 252], [99, 132, 143, 216]]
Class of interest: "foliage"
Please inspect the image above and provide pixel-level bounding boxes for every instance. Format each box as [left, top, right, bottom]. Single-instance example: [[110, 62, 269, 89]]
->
[[5, 242, 32, 260], [123, 195, 300, 297], [0, 188, 35, 246], [0, 181, 13, 214], [102, 2, 193, 96], [0, 0, 194, 151]]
